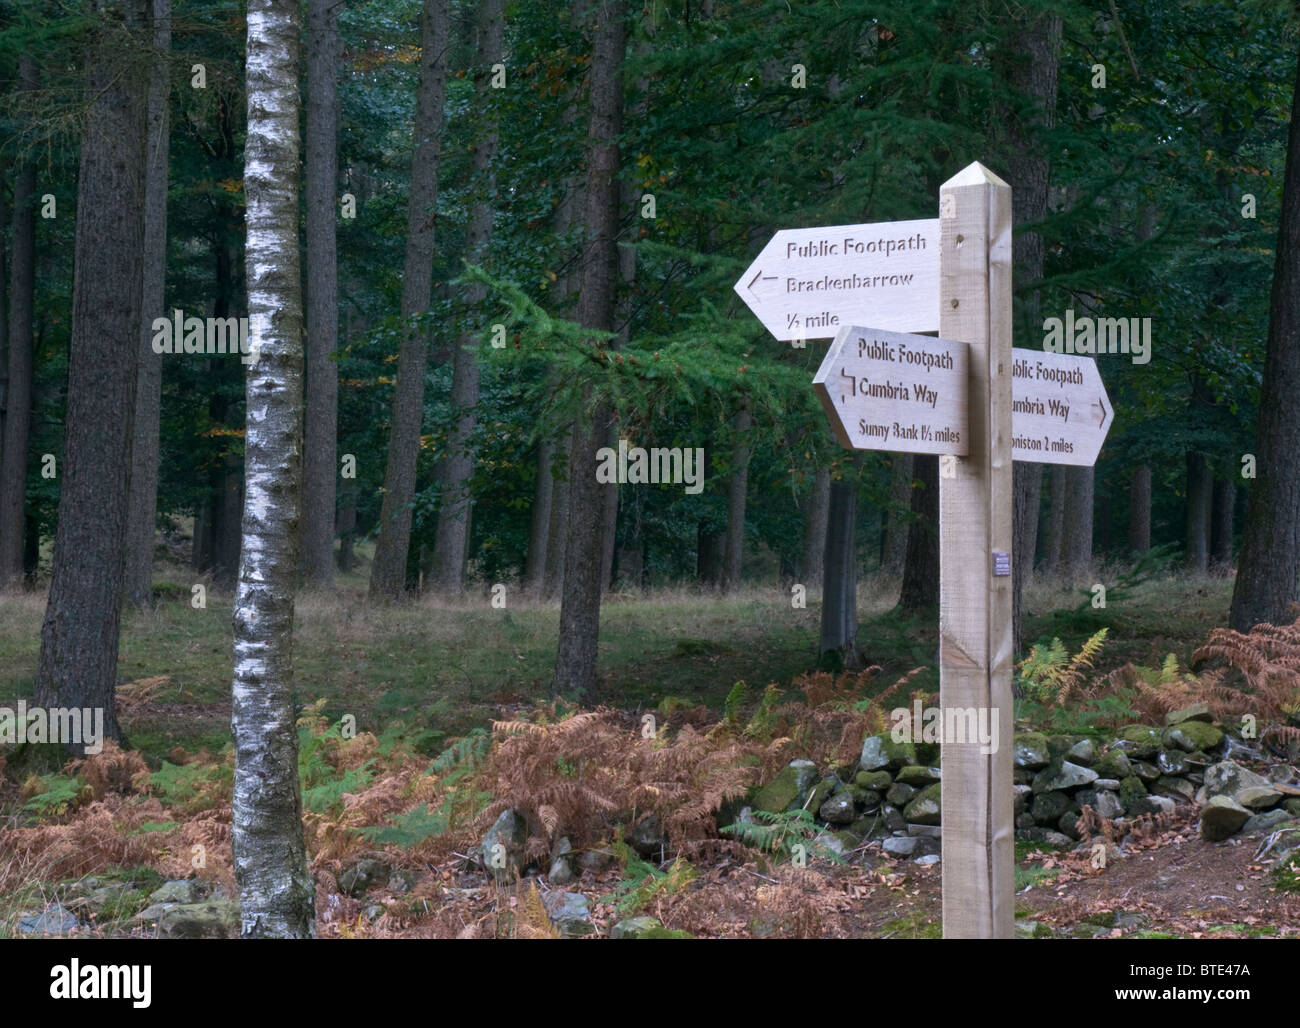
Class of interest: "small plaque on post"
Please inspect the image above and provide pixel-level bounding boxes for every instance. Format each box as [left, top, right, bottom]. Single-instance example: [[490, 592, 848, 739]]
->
[[993, 551, 1011, 577]]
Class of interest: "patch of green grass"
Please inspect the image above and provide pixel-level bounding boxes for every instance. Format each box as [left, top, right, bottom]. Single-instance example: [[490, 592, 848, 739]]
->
[[1014, 864, 1063, 891], [1271, 856, 1300, 894], [880, 910, 941, 939]]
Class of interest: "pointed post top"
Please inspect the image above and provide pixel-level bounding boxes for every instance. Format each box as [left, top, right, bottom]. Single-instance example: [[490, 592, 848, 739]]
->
[[941, 161, 1010, 190]]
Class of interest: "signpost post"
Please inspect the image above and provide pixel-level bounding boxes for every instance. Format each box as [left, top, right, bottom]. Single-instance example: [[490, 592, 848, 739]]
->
[[935, 162, 1015, 940], [736, 161, 1111, 939]]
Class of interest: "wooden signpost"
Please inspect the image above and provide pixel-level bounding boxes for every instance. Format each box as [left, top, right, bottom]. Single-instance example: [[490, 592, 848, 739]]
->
[[733, 218, 940, 340], [812, 327, 969, 455], [737, 161, 1113, 939]]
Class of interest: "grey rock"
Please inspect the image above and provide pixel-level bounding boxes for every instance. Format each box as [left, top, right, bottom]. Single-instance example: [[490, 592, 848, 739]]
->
[[548, 855, 575, 885], [155, 901, 240, 939], [1043, 830, 1074, 848], [1162, 722, 1223, 753], [1093, 750, 1132, 780], [1242, 809, 1294, 835], [914, 853, 941, 866], [1236, 785, 1283, 809], [1156, 750, 1189, 775], [818, 793, 856, 825], [609, 915, 690, 939], [875, 804, 906, 832], [339, 856, 390, 896], [1013, 784, 1033, 817], [1066, 738, 1098, 766], [629, 814, 664, 858], [148, 879, 204, 905], [1131, 760, 1160, 783], [1202, 760, 1272, 804], [1014, 732, 1050, 770], [860, 735, 915, 772], [1031, 760, 1098, 793], [542, 890, 592, 935], [886, 782, 917, 806], [579, 849, 614, 871], [895, 765, 941, 786], [1200, 795, 1251, 842], [1031, 790, 1075, 826], [1094, 778, 1121, 791], [1077, 789, 1123, 820], [883, 835, 918, 857], [1155, 776, 1197, 803], [1221, 736, 1264, 763], [1164, 703, 1212, 726], [481, 809, 528, 882], [902, 784, 942, 825], [18, 903, 80, 936], [907, 824, 942, 838]]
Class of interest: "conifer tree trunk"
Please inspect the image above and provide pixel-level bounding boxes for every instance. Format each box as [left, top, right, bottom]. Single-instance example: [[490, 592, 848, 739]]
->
[[543, 433, 570, 599], [1046, 464, 1066, 573], [0, 56, 38, 590], [34, 0, 149, 750], [125, 0, 171, 607], [301, 0, 341, 587], [431, 0, 503, 593], [523, 438, 555, 594], [370, 0, 449, 600], [553, 0, 625, 698], [1061, 465, 1094, 583], [232, 0, 315, 939], [800, 466, 830, 587], [1185, 451, 1211, 573], [1128, 463, 1151, 554], [996, 7, 1061, 655], [1231, 44, 1300, 629], [1210, 479, 1234, 573], [898, 454, 939, 611], [880, 455, 911, 575], [721, 400, 751, 593], [819, 472, 860, 664]]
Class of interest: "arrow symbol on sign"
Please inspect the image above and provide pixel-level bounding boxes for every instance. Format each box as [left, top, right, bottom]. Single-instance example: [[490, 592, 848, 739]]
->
[[1093, 395, 1108, 429], [745, 270, 779, 301]]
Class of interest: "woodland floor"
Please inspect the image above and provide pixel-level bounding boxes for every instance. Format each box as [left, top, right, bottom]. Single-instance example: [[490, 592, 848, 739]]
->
[[1, 559, 1295, 938]]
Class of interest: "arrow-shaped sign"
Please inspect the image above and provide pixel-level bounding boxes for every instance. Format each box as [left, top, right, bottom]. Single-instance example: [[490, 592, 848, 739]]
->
[[1010, 348, 1112, 467], [814, 328, 1114, 468], [735, 218, 940, 341], [813, 325, 969, 455]]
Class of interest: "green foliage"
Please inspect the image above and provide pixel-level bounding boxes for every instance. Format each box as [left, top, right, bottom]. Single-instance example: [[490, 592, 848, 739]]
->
[[302, 762, 374, 816], [743, 684, 783, 740], [21, 773, 89, 817], [428, 728, 490, 782], [297, 715, 375, 815], [358, 802, 450, 849], [720, 809, 845, 864], [723, 681, 748, 728], [148, 758, 231, 814], [600, 839, 698, 917], [1271, 855, 1300, 894], [1016, 629, 1109, 706]]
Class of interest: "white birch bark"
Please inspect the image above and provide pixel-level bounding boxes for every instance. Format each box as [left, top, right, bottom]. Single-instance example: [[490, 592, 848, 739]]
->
[[232, 0, 315, 939]]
